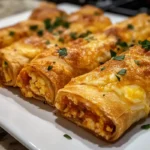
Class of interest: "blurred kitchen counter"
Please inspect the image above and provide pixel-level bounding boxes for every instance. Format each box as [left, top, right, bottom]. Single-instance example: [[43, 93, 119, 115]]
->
[[0, 0, 40, 19]]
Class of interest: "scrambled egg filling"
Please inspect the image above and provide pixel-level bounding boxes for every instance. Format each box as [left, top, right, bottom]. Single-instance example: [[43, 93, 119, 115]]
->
[[29, 72, 47, 96], [57, 96, 115, 140]]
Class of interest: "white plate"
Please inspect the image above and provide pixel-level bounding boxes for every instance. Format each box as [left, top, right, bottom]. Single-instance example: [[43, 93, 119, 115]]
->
[[0, 3, 149, 150]]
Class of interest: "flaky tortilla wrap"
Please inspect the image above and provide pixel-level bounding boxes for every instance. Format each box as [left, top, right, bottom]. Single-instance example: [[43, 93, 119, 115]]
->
[[55, 45, 150, 141]]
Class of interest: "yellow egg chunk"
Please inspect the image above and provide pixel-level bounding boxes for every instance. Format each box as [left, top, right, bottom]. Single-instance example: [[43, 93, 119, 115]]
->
[[122, 85, 146, 103]]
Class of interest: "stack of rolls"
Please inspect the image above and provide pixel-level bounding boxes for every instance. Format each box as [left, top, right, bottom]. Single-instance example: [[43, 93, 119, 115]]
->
[[0, 2, 68, 48], [16, 13, 150, 106], [0, 2, 150, 142]]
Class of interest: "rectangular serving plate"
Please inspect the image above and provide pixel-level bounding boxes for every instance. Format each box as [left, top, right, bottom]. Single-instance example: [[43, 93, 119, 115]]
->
[[0, 3, 149, 150]]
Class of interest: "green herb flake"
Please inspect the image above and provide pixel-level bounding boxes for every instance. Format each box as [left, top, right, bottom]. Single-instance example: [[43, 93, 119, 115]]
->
[[44, 18, 52, 30], [79, 31, 92, 38], [58, 37, 64, 43], [115, 75, 120, 81], [47, 66, 53, 71], [63, 134, 72, 140], [45, 40, 50, 45], [70, 32, 77, 40], [110, 50, 117, 57], [100, 66, 105, 71], [139, 40, 150, 51], [9, 31, 15, 36], [58, 48, 68, 57], [117, 69, 127, 76], [141, 124, 150, 130], [4, 61, 8, 66], [113, 55, 125, 61], [117, 41, 128, 48], [62, 21, 70, 28], [84, 36, 94, 41], [134, 60, 140, 66], [53, 17, 70, 29], [29, 25, 38, 31], [127, 24, 134, 30], [37, 30, 43, 37]]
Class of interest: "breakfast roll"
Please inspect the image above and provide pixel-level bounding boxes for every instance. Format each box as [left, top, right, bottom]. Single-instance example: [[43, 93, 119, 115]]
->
[[0, 33, 61, 86], [59, 5, 111, 42], [0, 20, 45, 48], [16, 33, 118, 105], [105, 13, 150, 43], [55, 44, 150, 141], [29, 2, 67, 21]]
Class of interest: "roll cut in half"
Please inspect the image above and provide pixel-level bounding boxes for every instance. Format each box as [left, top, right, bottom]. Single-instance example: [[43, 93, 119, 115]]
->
[[16, 33, 117, 105], [55, 44, 150, 141], [0, 34, 60, 86]]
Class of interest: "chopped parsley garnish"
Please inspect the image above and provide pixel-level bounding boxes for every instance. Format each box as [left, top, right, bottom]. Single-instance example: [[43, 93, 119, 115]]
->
[[141, 124, 150, 130], [100, 66, 105, 71], [29, 25, 38, 31], [117, 69, 126, 75], [62, 21, 70, 28], [117, 41, 128, 48], [53, 17, 70, 29], [44, 18, 52, 30], [84, 36, 94, 41], [44, 17, 70, 32], [9, 31, 15, 36], [113, 55, 125, 61], [134, 60, 140, 66], [139, 40, 150, 51], [47, 66, 53, 71], [58, 48, 68, 57], [58, 37, 64, 43], [79, 31, 92, 38], [45, 40, 50, 45], [127, 24, 134, 30], [110, 50, 117, 57], [70, 32, 77, 40], [63, 134, 72, 140], [4, 61, 8, 66], [94, 11, 101, 16], [115, 75, 120, 81], [37, 30, 43, 37]]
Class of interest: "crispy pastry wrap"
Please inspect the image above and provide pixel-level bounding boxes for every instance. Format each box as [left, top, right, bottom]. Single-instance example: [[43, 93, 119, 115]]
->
[[29, 2, 67, 21], [0, 20, 45, 48], [60, 5, 111, 42], [0, 2, 67, 48], [55, 45, 150, 141], [16, 33, 118, 105], [17, 13, 150, 106], [0, 34, 61, 86]]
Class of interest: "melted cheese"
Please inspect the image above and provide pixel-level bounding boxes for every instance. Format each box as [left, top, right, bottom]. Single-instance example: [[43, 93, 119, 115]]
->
[[122, 85, 146, 103]]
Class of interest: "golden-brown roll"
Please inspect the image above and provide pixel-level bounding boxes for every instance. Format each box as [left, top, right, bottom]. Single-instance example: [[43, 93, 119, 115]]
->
[[16, 33, 118, 105], [0, 20, 45, 49], [55, 44, 150, 141], [0, 33, 61, 86], [105, 13, 150, 43], [29, 2, 67, 21], [59, 5, 111, 43], [16, 13, 150, 106]]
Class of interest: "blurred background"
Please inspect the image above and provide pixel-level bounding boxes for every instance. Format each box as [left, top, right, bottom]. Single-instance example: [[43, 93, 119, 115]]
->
[[0, 0, 150, 19]]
